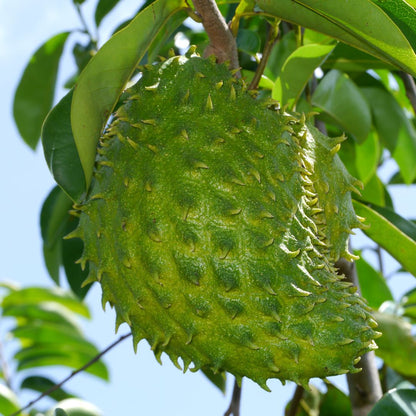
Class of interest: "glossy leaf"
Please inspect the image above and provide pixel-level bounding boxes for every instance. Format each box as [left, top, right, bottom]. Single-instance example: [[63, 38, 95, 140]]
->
[[312, 70, 372, 142], [46, 399, 102, 416], [273, 43, 336, 108], [256, 0, 416, 76], [265, 31, 297, 79], [237, 28, 261, 55], [21, 376, 74, 402], [353, 201, 416, 277], [42, 90, 86, 202], [402, 287, 416, 324], [13, 32, 70, 149], [0, 384, 20, 415], [374, 311, 416, 377], [62, 218, 91, 299], [320, 384, 352, 416], [95, 0, 122, 27], [369, 388, 416, 416], [15, 344, 108, 380], [2, 287, 90, 318], [355, 131, 380, 185], [323, 42, 396, 72], [40, 186, 74, 284], [361, 87, 416, 184], [71, 0, 188, 190], [356, 256, 393, 309], [359, 173, 386, 206]]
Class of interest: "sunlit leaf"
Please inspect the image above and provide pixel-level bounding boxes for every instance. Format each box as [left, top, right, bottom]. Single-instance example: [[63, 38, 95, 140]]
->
[[95, 0, 122, 27], [46, 398, 102, 416], [273, 43, 336, 108], [42, 90, 86, 202], [356, 256, 393, 309], [265, 31, 297, 79], [2, 287, 90, 318], [313, 70, 372, 142], [355, 131, 380, 185], [13, 32, 70, 149], [361, 87, 416, 184], [320, 384, 352, 416], [15, 344, 108, 380], [353, 201, 416, 277], [256, 0, 416, 76], [368, 388, 416, 416], [359, 173, 386, 206], [71, 0, 188, 190], [0, 384, 20, 415], [374, 311, 416, 377]]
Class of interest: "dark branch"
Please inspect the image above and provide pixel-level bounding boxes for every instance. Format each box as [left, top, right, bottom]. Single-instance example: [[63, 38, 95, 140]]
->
[[223, 378, 242, 416], [192, 0, 240, 72], [286, 385, 305, 416], [398, 71, 416, 114], [10, 332, 132, 416]]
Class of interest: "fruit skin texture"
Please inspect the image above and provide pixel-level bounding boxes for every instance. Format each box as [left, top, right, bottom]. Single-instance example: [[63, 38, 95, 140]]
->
[[72, 54, 379, 389]]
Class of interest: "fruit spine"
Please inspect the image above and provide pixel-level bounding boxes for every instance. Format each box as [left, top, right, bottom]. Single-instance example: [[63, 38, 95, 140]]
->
[[70, 52, 380, 389]]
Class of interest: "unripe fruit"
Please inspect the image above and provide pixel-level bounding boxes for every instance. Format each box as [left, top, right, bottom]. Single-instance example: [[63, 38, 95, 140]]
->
[[71, 54, 379, 389]]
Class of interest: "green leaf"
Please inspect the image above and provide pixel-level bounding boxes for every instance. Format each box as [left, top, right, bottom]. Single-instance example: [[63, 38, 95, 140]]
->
[[62, 218, 91, 299], [369, 388, 416, 416], [40, 186, 74, 284], [273, 43, 336, 109], [320, 384, 352, 416], [15, 344, 108, 380], [42, 90, 86, 202], [95, 0, 122, 27], [374, 311, 416, 377], [356, 256, 393, 309], [323, 43, 396, 72], [265, 31, 297, 79], [256, 0, 416, 76], [71, 0, 188, 191], [13, 32, 70, 149], [402, 287, 416, 323], [237, 28, 261, 56], [361, 87, 416, 184], [46, 399, 102, 416], [355, 131, 380, 185], [0, 384, 20, 415], [353, 201, 416, 277], [312, 70, 372, 142], [2, 287, 90, 318], [359, 173, 386, 206], [21, 376, 74, 402]]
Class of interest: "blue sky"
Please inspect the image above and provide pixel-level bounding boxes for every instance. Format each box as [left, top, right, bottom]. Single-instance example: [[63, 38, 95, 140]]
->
[[1, 1, 416, 415]]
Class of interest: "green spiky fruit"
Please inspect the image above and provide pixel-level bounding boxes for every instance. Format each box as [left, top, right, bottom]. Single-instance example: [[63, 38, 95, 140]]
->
[[72, 54, 379, 389]]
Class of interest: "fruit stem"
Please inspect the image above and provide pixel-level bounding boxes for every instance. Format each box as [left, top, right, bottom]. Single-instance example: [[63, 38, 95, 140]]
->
[[192, 0, 240, 73], [223, 378, 242, 416]]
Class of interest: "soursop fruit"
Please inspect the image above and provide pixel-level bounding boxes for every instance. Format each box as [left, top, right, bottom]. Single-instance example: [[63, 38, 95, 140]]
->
[[71, 52, 380, 389]]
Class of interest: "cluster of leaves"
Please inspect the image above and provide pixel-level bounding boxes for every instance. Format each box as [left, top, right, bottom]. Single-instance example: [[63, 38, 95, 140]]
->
[[0, 285, 106, 415], [9, 0, 416, 414]]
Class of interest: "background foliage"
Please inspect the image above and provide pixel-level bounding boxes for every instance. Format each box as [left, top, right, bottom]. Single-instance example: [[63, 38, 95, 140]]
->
[[3, 0, 416, 414]]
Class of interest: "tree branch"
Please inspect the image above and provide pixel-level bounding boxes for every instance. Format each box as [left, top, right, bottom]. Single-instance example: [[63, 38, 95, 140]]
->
[[223, 378, 242, 416], [9, 332, 132, 416], [336, 258, 383, 416], [192, 0, 240, 72]]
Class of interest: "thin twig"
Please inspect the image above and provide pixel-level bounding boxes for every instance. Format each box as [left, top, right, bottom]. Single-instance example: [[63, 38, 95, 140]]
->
[[192, 0, 240, 72], [286, 385, 305, 416], [223, 378, 242, 416], [397, 71, 416, 114], [249, 22, 279, 90], [9, 332, 132, 416], [74, 2, 96, 43]]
